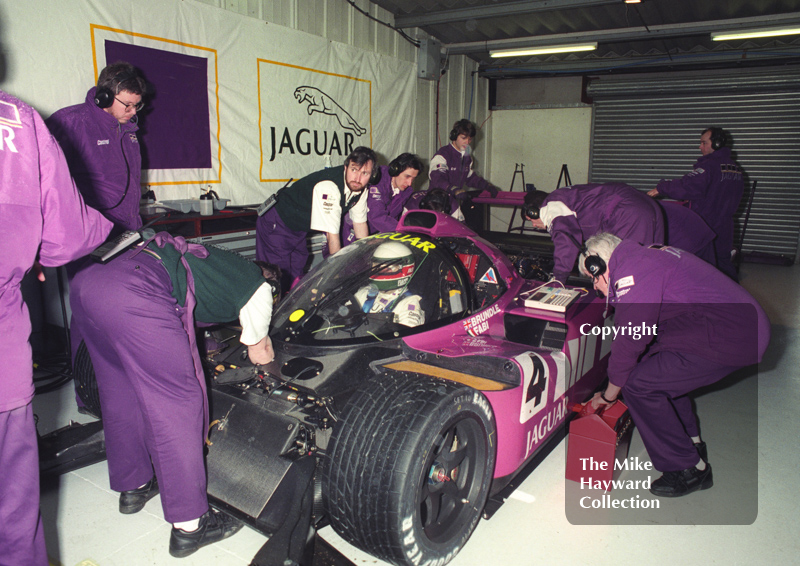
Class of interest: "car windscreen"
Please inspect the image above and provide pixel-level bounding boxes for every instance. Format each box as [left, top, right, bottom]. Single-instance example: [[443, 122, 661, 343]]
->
[[271, 232, 470, 345]]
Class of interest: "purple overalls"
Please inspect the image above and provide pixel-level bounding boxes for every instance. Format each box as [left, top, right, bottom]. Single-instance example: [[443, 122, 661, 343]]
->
[[543, 183, 665, 282], [70, 234, 265, 523], [656, 147, 744, 279], [606, 240, 770, 471]]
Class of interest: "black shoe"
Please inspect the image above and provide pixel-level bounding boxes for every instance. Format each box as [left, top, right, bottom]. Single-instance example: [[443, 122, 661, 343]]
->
[[694, 441, 708, 463], [119, 476, 159, 514], [649, 464, 713, 498], [169, 509, 243, 558]]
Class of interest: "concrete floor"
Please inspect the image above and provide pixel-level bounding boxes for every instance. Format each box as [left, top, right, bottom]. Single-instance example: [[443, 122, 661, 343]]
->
[[33, 261, 799, 566]]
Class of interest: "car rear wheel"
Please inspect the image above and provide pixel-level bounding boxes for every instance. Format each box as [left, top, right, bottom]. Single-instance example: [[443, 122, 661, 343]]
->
[[323, 372, 496, 566]]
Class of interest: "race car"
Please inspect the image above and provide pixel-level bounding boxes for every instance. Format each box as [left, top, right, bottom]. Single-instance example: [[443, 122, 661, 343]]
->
[[201, 209, 613, 566]]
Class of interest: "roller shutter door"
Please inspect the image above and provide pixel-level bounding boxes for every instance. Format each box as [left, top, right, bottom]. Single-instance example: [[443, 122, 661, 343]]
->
[[587, 69, 800, 260]]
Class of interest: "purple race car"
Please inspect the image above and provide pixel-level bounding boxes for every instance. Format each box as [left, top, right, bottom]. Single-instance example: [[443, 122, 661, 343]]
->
[[204, 210, 611, 566]]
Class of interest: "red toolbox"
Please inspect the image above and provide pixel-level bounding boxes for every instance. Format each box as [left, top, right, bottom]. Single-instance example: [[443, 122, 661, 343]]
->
[[565, 401, 634, 490]]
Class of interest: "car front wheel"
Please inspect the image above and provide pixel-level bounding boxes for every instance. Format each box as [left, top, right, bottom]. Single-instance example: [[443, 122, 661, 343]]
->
[[323, 372, 496, 566]]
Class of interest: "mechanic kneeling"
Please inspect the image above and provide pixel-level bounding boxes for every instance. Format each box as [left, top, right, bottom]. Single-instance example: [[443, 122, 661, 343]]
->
[[70, 232, 278, 557], [581, 232, 770, 498]]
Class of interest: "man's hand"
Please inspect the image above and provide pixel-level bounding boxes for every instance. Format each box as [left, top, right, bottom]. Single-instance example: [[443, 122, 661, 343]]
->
[[33, 261, 46, 282], [647, 188, 660, 198], [589, 383, 621, 411], [487, 184, 500, 198], [247, 336, 275, 365]]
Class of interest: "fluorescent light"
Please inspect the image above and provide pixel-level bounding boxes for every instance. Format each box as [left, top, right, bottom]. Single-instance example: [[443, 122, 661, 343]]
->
[[624, 0, 641, 4], [712, 27, 800, 41], [490, 43, 597, 58]]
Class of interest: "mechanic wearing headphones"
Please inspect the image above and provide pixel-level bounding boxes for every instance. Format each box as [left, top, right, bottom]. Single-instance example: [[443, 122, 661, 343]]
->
[[337, 153, 424, 248], [0, 89, 112, 566], [46, 62, 148, 412], [46, 62, 146, 234], [523, 182, 665, 284], [580, 232, 769, 498], [70, 233, 280, 558], [647, 127, 744, 280], [430, 119, 499, 200], [255, 147, 377, 292]]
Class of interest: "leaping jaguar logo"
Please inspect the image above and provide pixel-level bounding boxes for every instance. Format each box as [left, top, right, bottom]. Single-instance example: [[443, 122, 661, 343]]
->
[[294, 86, 367, 136]]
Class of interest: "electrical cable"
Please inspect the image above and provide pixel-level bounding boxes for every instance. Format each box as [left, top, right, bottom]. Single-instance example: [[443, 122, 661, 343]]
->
[[344, 0, 420, 47]]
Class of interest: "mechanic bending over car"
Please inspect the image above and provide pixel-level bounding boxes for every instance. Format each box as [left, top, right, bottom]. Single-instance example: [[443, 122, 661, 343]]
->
[[580, 232, 769, 498], [70, 233, 280, 558], [255, 146, 377, 293], [523, 182, 665, 283], [354, 241, 425, 327]]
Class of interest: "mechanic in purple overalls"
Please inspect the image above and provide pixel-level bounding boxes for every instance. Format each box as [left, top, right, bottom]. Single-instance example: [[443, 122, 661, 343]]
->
[[46, 62, 145, 235], [336, 152, 423, 248], [70, 234, 279, 558], [256, 147, 377, 293], [582, 232, 769, 497], [46, 62, 147, 406], [430, 119, 499, 229], [648, 127, 744, 280], [523, 182, 665, 283], [0, 89, 112, 566], [430, 119, 499, 200]]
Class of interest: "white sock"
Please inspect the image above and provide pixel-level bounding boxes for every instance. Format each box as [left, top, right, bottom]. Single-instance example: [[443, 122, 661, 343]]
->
[[173, 518, 201, 532], [695, 458, 706, 471], [691, 436, 701, 444]]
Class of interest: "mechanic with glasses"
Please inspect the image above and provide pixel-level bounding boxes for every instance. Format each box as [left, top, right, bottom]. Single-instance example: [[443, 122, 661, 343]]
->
[[46, 62, 148, 415], [579, 232, 769, 498], [46, 61, 146, 235]]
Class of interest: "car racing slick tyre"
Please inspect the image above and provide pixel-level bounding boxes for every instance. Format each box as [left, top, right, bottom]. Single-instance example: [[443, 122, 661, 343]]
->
[[74, 340, 102, 419], [322, 372, 496, 566]]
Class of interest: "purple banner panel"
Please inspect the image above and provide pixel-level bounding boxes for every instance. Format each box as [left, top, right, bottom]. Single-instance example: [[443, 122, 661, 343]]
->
[[105, 40, 211, 170]]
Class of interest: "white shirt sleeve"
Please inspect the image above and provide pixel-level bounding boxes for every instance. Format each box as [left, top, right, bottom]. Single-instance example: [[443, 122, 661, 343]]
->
[[238, 283, 274, 346], [309, 180, 343, 233], [348, 188, 369, 224]]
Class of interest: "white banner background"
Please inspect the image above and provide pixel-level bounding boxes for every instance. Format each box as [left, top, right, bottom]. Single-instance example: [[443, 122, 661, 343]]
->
[[0, 0, 416, 205]]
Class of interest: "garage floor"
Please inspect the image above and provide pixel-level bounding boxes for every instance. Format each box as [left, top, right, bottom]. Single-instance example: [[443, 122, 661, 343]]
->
[[32, 260, 799, 566]]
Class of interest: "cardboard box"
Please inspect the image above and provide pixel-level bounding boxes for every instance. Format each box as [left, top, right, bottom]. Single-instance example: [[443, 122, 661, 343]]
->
[[565, 401, 634, 490]]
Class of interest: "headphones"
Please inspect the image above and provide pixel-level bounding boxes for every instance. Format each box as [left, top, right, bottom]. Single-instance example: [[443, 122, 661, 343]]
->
[[369, 164, 382, 185], [584, 253, 607, 279], [707, 127, 727, 151], [564, 231, 607, 280], [449, 119, 474, 142], [94, 68, 140, 109], [388, 153, 422, 178], [521, 190, 543, 221]]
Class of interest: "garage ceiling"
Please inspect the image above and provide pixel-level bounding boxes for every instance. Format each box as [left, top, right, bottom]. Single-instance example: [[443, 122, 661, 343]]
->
[[368, 0, 800, 78]]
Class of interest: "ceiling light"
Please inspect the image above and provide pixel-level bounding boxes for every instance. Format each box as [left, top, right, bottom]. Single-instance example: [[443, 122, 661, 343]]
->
[[712, 27, 800, 41], [624, 0, 641, 4], [490, 43, 597, 58]]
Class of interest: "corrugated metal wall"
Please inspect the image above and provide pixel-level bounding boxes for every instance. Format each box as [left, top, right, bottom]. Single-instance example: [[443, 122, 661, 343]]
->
[[194, 0, 491, 188], [587, 68, 800, 259]]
